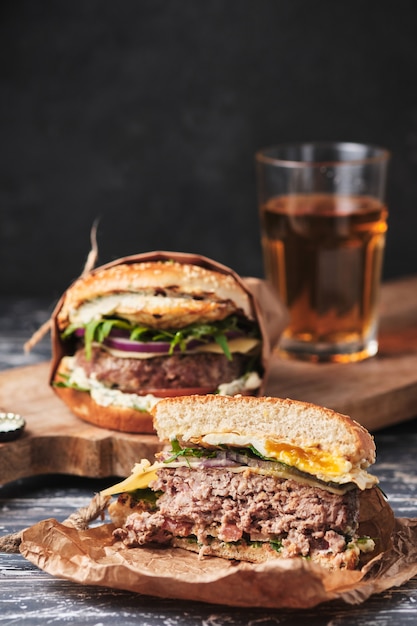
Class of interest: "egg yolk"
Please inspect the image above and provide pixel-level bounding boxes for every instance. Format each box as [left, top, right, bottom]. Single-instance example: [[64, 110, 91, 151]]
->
[[264, 439, 349, 476]]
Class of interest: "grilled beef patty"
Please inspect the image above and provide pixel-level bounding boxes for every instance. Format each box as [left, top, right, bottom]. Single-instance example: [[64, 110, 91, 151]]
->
[[113, 467, 359, 560], [74, 346, 250, 392]]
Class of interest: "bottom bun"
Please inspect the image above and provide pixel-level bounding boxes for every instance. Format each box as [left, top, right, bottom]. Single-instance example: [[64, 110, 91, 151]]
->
[[171, 537, 360, 570], [52, 362, 155, 433], [52, 384, 155, 433]]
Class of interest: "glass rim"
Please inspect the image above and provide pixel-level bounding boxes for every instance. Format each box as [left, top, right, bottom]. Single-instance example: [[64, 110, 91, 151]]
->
[[255, 141, 391, 168]]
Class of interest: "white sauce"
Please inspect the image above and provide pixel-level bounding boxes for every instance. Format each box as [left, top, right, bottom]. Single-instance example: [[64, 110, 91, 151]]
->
[[66, 360, 160, 412], [64, 357, 261, 410], [217, 371, 262, 396]]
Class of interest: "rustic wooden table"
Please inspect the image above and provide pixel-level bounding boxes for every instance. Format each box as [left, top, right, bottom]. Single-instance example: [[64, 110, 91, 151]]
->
[[1, 295, 417, 625]]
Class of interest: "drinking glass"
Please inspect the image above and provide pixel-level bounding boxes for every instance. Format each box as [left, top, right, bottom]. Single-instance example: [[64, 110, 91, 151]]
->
[[256, 142, 390, 363]]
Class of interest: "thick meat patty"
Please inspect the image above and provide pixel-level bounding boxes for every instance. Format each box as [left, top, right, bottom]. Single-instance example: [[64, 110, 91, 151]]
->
[[113, 467, 359, 560], [74, 346, 250, 392]]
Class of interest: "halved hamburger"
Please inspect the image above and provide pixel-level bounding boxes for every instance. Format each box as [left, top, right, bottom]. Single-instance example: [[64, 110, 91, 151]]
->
[[102, 395, 381, 570], [50, 251, 268, 433]]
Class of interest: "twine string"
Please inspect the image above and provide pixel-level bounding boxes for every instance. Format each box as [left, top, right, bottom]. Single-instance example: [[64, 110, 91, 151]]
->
[[0, 491, 111, 554]]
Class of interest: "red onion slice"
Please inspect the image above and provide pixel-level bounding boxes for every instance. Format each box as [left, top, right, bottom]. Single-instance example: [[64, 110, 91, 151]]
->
[[74, 326, 245, 355], [102, 336, 207, 354]]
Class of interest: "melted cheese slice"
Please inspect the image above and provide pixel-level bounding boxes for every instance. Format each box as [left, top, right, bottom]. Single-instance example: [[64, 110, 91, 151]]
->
[[193, 337, 260, 355], [101, 459, 163, 496]]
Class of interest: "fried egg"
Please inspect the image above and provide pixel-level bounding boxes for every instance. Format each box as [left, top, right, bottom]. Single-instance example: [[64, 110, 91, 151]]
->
[[199, 432, 377, 489]]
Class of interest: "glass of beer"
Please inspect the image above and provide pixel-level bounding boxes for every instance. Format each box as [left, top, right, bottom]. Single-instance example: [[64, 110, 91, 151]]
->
[[256, 142, 390, 363]]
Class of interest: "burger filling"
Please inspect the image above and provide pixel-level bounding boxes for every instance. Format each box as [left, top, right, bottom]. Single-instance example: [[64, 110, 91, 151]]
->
[[73, 347, 254, 393], [55, 314, 263, 405], [112, 467, 373, 569], [107, 445, 375, 569]]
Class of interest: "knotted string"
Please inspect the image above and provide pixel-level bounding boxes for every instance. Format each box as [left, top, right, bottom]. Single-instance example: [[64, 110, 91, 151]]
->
[[0, 491, 111, 553]]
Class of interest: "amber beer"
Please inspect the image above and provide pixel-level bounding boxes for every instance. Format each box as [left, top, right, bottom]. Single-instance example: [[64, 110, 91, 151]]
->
[[260, 193, 388, 362]]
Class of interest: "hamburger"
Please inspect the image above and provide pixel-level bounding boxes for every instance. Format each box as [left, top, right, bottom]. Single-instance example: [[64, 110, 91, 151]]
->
[[50, 252, 267, 433], [102, 394, 379, 570]]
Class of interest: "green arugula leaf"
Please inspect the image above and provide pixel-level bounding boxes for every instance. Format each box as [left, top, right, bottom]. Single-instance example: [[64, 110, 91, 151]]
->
[[269, 539, 283, 553], [84, 319, 102, 360], [130, 325, 159, 342], [61, 323, 79, 339], [97, 319, 131, 343], [214, 333, 232, 360], [61, 314, 259, 362], [164, 439, 217, 464], [52, 373, 89, 392]]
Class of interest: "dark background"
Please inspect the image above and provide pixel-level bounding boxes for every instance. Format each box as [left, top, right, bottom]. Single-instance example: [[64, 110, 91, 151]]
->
[[2, 0, 417, 300]]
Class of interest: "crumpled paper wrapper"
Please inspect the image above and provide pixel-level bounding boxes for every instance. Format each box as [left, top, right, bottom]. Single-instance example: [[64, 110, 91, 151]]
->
[[19, 487, 417, 608], [49, 250, 288, 409]]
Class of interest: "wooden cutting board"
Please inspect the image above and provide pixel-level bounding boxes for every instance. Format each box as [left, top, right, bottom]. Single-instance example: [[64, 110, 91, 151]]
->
[[1, 275, 417, 485], [0, 362, 162, 485]]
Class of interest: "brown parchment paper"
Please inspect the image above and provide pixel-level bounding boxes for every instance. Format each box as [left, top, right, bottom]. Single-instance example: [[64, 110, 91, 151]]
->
[[19, 487, 417, 609]]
